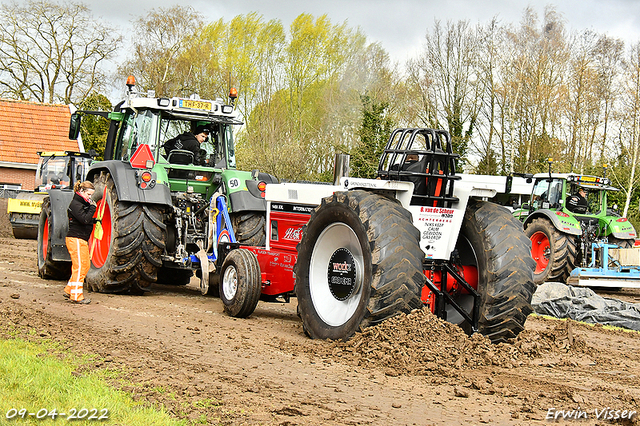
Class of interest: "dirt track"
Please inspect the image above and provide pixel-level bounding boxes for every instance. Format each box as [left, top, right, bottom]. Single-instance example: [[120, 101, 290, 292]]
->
[[0, 235, 639, 425]]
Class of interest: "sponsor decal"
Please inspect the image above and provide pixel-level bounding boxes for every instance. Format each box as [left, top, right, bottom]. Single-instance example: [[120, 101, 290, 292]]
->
[[327, 248, 357, 301], [283, 227, 303, 241], [270, 203, 315, 214]]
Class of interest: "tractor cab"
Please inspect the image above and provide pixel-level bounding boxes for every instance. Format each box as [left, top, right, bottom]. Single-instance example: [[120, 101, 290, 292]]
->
[[34, 151, 93, 192], [523, 173, 616, 217]]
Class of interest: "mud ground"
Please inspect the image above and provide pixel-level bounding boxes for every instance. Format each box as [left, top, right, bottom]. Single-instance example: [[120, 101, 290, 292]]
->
[[0, 233, 639, 425]]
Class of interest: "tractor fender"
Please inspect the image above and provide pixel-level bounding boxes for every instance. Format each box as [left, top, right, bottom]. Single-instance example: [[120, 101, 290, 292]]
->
[[222, 169, 267, 213], [47, 189, 75, 262], [86, 160, 172, 207], [227, 189, 266, 212], [522, 209, 581, 236], [602, 216, 637, 239]]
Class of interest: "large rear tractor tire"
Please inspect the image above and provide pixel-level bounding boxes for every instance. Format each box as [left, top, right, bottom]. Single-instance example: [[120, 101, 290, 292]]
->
[[454, 200, 536, 343], [220, 249, 262, 317], [37, 197, 71, 280], [294, 190, 425, 340], [85, 174, 167, 294], [526, 217, 578, 285], [230, 212, 266, 246]]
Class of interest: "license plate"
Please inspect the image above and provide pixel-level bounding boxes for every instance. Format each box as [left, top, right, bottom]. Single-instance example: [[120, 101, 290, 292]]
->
[[179, 99, 212, 111]]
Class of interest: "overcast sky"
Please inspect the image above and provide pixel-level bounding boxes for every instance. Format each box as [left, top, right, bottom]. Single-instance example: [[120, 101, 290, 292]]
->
[[85, 0, 640, 66]]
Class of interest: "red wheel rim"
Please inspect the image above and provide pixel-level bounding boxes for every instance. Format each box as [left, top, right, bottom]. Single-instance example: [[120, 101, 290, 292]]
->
[[42, 216, 49, 259], [89, 198, 112, 268], [530, 231, 550, 274]]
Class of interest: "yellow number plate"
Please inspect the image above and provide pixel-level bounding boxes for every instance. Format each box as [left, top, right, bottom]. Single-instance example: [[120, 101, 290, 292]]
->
[[179, 99, 212, 111]]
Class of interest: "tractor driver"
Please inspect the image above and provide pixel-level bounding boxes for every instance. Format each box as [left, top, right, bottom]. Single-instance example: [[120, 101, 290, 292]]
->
[[199, 129, 218, 166], [567, 187, 589, 214], [163, 125, 210, 165]]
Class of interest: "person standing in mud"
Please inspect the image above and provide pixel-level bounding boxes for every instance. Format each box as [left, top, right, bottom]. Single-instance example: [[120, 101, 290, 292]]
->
[[64, 181, 97, 304]]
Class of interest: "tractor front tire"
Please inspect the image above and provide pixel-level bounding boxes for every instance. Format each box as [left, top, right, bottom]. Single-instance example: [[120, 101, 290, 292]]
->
[[85, 174, 166, 294], [37, 197, 71, 280], [526, 217, 578, 285], [220, 249, 261, 317], [294, 190, 424, 340], [231, 212, 266, 246], [457, 200, 536, 343]]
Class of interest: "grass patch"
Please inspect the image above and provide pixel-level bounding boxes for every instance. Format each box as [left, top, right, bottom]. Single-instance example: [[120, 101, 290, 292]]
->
[[0, 337, 185, 425]]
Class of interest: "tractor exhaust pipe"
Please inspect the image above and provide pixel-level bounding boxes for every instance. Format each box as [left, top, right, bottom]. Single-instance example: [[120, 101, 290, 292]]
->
[[333, 153, 350, 185]]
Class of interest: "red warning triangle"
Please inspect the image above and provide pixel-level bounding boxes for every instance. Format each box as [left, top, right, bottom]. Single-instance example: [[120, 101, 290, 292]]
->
[[129, 144, 155, 169]]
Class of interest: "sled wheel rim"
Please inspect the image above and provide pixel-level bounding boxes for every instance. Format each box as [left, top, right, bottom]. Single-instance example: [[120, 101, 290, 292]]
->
[[530, 231, 551, 274], [309, 222, 364, 327], [90, 197, 112, 268], [222, 264, 238, 300]]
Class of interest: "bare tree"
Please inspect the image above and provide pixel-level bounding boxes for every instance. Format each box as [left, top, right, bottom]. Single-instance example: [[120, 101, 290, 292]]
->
[[565, 30, 599, 173], [502, 6, 569, 173], [0, 0, 120, 104], [593, 35, 624, 164], [613, 42, 640, 218], [472, 18, 502, 174], [414, 20, 482, 169], [120, 5, 203, 98]]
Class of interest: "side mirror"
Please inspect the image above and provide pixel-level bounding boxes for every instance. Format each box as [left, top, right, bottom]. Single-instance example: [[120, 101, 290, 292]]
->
[[522, 203, 530, 210], [69, 113, 81, 140]]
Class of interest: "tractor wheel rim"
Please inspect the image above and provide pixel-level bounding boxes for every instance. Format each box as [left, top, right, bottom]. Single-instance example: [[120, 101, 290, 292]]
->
[[90, 197, 112, 269], [530, 231, 550, 274], [446, 234, 478, 326], [222, 265, 238, 300], [309, 222, 364, 327], [42, 216, 49, 260]]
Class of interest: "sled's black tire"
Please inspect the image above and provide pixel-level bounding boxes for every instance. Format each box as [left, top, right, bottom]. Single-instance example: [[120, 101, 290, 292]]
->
[[460, 200, 536, 343], [156, 267, 193, 286], [294, 190, 425, 340], [230, 212, 266, 246], [220, 249, 261, 318], [525, 217, 578, 285], [37, 197, 71, 280], [608, 237, 634, 249], [85, 174, 166, 294]]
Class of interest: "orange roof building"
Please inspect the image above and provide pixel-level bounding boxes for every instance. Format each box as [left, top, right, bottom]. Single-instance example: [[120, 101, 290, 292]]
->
[[0, 99, 81, 191]]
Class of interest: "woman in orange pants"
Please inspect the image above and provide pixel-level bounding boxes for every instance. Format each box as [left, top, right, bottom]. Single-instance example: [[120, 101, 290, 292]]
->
[[64, 181, 96, 304]]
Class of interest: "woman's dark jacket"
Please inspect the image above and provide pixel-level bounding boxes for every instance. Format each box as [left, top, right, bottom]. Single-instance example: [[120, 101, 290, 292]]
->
[[67, 192, 97, 241]]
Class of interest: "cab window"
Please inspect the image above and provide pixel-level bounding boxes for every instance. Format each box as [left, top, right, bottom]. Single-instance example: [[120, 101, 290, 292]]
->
[[116, 110, 158, 161]]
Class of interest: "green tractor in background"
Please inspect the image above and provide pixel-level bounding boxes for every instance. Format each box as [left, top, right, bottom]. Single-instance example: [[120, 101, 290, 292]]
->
[[38, 77, 275, 294], [513, 170, 636, 285]]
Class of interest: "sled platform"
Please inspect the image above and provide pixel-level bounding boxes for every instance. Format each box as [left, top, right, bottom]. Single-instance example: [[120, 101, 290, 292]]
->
[[568, 243, 640, 289]]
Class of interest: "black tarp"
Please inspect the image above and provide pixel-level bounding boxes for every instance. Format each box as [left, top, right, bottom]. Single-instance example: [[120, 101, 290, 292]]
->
[[532, 282, 640, 331]]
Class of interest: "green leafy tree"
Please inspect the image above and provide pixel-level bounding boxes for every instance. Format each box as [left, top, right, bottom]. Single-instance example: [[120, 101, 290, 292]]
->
[[78, 92, 111, 160], [350, 95, 394, 178]]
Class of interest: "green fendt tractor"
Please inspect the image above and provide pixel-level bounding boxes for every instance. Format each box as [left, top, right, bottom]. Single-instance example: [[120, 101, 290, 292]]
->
[[38, 77, 274, 294], [513, 171, 636, 285]]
